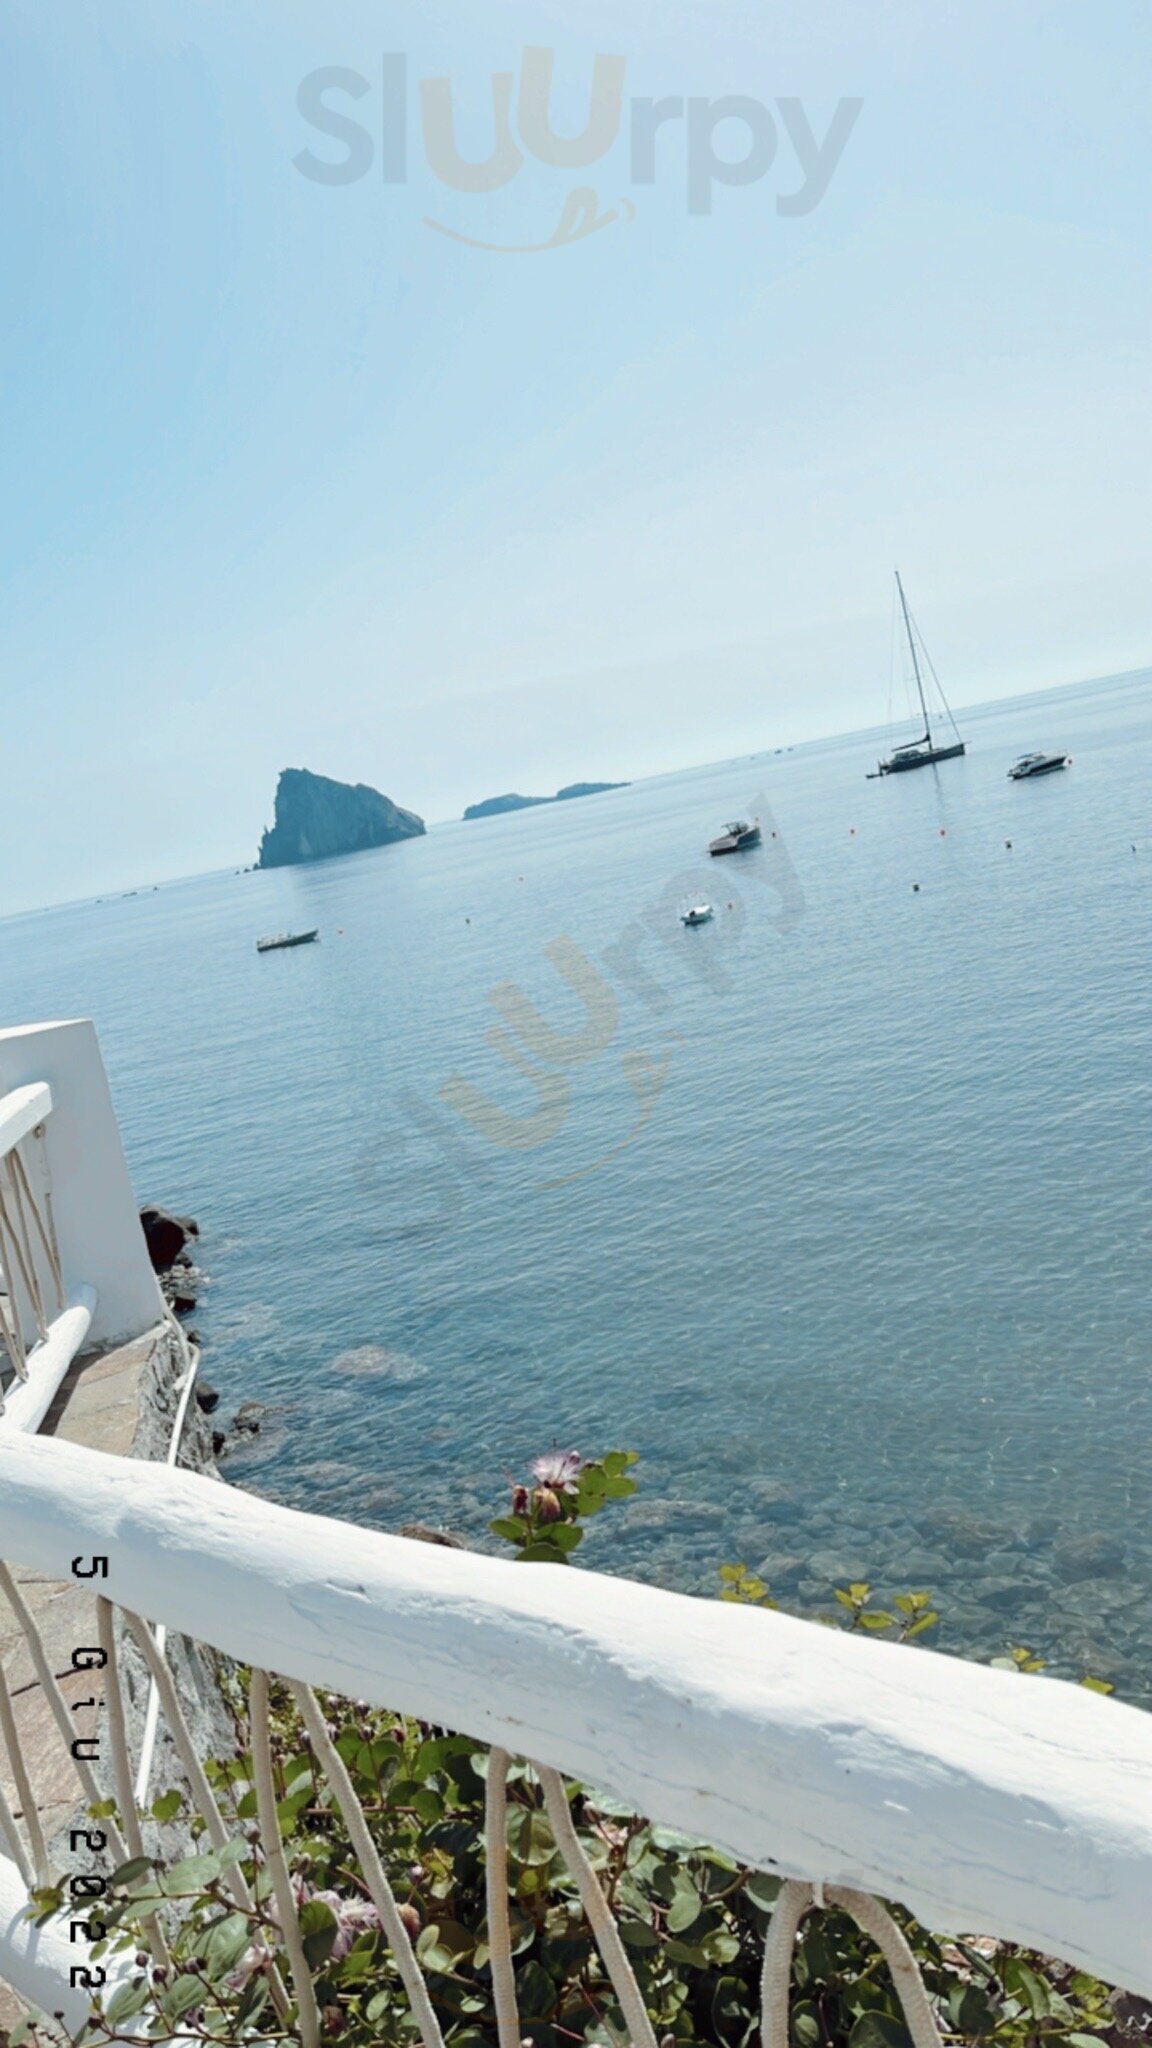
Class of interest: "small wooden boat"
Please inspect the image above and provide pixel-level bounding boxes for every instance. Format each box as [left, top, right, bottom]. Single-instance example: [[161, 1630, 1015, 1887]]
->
[[256, 929, 320, 953]]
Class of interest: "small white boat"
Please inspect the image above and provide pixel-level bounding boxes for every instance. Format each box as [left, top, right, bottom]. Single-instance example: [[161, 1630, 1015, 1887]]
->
[[680, 902, 714, 927], [256, 929, 320, 953], [1008, 752, 1068, 780], [709, 819, 761, 855]]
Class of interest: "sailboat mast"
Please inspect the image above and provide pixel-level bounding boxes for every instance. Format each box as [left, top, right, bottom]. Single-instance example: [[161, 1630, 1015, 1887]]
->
[[895, 569, 933, 745]]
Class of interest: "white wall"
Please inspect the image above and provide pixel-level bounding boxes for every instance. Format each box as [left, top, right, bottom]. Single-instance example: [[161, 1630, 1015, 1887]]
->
[[0, 1022, 163, 1347]]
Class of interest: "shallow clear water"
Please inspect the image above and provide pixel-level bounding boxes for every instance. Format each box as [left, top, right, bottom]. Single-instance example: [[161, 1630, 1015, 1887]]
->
[[4, 673, 1150, 1694]]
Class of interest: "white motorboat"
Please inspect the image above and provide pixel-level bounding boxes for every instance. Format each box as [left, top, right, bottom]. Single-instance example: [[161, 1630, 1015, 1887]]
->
[[680, 902, 714, 927], [1008, 752, 1068, 780]]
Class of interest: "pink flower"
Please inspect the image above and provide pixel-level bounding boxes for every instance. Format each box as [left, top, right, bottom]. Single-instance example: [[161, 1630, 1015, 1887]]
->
[[312, 1889, 384, 1962], [530, 1450, 582, 1492], [226, 1944, 269, 1993]]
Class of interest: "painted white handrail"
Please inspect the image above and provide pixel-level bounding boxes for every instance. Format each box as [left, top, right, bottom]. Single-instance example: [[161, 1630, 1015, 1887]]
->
[[0, 1086, 54, 1160], [2, 1430, 1151, 1996]]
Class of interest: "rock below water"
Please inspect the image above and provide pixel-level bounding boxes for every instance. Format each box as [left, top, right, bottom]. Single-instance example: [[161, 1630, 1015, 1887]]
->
[[257, 767, 425, 868]]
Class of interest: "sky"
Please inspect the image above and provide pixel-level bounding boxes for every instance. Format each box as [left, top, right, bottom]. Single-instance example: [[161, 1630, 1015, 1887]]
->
[[1, 0, 1149, 913]]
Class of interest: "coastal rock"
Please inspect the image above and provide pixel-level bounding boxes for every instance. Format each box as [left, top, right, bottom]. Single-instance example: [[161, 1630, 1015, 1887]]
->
[[233, 1399, 267, 1435], [139, 1206, 198, 1272], [257, 767, 425, 869], [398, 1523, 466, 1549], [463, 780, 628, 820], [194, 1379, 220, 1414]]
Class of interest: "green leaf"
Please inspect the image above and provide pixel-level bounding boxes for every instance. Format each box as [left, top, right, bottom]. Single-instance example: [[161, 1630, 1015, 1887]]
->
[[949, 1982, 997, 2036], [161, 1973, 207, 2023], [619, 1918, 659, 1949], [744, 1872, 782, 1911], [666, 1879, 702, 1933], [859, 1612, 895, 1631], [514, 1959, 557, 2020], [149, 1789, 184, 1824], [105, 1978, 152, 2028], [489, 1518, 528, 1544], [1003, 1957, 1051, 2018], [163, 1850, 225, 1891], [299, 1896, 339, 1973], [847, 1583, 871, 1602], [506, 1806, 557, 1868], [848, 2013, 913, 2048], [719, 1564, 746, 1582], [904, 1612, 939, 1637], [201, 1912, 254, 1979], [109, 1855, 154, 1889], [546, 1523, 585, 1553], [665, 1937, 709, 1966], [792, 2002, 821, 2047], [1081, 1675, 1115, 1695], [601, 1474, 637, 1499], [516, 1541, 574, 1564]]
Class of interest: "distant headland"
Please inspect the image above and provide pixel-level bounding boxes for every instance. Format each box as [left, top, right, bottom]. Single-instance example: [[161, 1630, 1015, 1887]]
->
[[463, 781, 629, 822], [257, 768, 425, 869]]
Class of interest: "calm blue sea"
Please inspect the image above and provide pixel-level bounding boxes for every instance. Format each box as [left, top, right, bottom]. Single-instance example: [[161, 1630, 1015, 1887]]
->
[[4, 672, 1151, 1694]]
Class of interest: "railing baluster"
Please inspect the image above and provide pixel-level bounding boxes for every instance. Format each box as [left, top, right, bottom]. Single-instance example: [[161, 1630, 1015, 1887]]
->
[[536, 1764, 659, 2048], [483, 1746, 522, 2048], [0, 1193, 30, 1379], [289, 1680, 447, 2048], [827, 1889, 942, 2048], [0, 1766, 35, 1889], [0, 1562, 128, 1866], [0, 1162, 46, 1345], [95, 1600, 169, 1969], [760, 1878, 812, 2048], [119, 1609, 291, 2019], [759, 1880, 942, 2048], [11, 1143, 65, 1317], [0, 1646, 48, 1890], [251, 1670, 321, 2048]]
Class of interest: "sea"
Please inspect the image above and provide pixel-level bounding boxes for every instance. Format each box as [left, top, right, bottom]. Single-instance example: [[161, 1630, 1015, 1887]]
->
[[3, 671, 1150, 1697]]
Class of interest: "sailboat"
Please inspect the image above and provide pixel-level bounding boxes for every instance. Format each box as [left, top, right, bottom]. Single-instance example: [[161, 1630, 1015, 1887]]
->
[[873, 572, 966, 777]]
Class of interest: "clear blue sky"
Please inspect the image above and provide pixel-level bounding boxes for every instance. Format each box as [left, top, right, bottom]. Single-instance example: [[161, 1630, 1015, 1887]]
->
[[2, 0, 1149, 912]]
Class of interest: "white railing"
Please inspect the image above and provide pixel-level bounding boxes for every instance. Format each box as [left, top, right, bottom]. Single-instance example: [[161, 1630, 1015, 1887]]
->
[[1, 1427, 1151, 2044], [0, 1084, 64, 1375], [0, 1081, 98, 1434], [0, 1020, 165, 1433]]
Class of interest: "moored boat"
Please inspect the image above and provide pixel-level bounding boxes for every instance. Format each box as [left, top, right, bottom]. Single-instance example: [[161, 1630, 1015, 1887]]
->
[[709, 819, 761, 855], [1008, 752, 1068, 780], [256, 929, 320, 953], [873, 573, 967, 777], [680, 902, 714, 927]]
